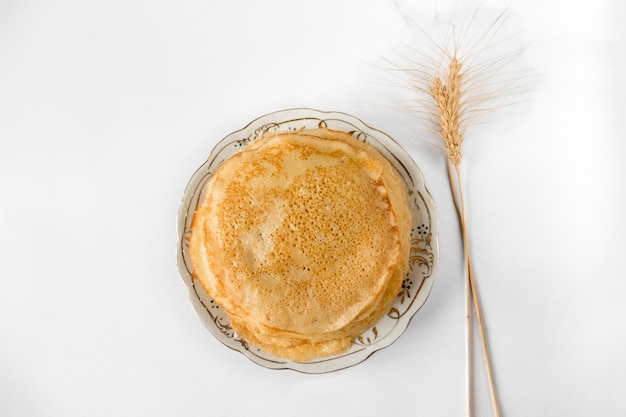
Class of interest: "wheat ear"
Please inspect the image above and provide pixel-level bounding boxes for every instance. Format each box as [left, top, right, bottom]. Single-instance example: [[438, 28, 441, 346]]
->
[[431, 55, 500, 417], [386, 5, 529, 415]]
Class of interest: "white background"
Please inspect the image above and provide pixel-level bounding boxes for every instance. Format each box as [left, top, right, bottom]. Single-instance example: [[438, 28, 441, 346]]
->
[[1, 0, 625, 416]]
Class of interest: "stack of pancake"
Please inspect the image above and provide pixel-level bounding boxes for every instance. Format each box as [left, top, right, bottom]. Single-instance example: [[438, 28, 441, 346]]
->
[[190, 127, 412, 361]]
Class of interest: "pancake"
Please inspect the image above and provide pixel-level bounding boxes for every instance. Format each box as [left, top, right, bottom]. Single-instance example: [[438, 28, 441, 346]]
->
[[189, 127, 411, 361]]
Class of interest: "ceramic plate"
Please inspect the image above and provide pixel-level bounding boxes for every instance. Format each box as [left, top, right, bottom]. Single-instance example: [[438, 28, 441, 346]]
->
[[176, 108, 439, 373]]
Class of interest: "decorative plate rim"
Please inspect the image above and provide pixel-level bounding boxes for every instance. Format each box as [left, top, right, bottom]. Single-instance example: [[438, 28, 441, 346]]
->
[[176, 108, 439, 373]]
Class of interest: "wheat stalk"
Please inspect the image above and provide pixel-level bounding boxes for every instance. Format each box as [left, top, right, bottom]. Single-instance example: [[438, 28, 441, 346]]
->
[[431, 52, 500, 417], [438, 54, 501, 417], [387, 4, 528, 417]]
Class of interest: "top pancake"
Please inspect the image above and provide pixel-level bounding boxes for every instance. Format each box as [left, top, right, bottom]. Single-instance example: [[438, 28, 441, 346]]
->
[[190, 127, 411, 360]]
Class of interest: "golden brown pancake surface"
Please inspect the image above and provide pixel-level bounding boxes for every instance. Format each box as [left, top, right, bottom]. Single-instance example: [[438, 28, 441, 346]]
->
[[190, 128, 411, 361]]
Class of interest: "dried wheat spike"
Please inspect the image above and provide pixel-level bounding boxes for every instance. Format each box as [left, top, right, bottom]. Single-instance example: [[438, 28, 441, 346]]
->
[[429, 57, 464, 167]]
